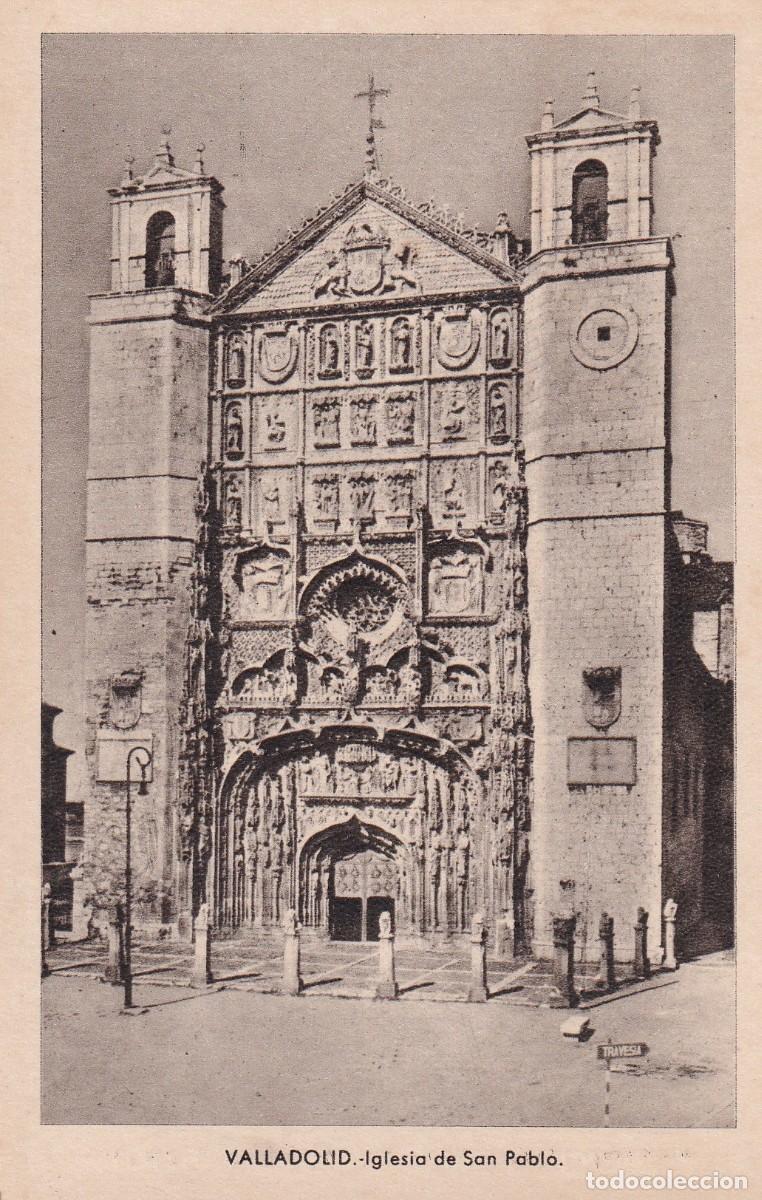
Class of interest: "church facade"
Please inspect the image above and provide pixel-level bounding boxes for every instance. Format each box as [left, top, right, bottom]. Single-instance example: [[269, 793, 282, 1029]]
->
[[83, 79, 726, 961]]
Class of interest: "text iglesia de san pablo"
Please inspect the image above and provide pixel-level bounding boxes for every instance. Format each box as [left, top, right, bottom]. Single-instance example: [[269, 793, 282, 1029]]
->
[[82, 74, 733, 964]]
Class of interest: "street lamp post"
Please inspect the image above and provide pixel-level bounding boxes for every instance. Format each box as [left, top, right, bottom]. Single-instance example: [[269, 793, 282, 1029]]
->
[[124, 745, 152, 1010]]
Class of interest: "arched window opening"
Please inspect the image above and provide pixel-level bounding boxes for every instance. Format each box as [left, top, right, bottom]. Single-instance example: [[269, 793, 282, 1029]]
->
[[571, 160, 608, 245], [145, 212, 176, 287]]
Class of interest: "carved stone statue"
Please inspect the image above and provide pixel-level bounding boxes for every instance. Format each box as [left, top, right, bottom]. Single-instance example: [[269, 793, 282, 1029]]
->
[[225, 402, 244, 457], [262, 479, 281, 522], [262, 397, 286, 445], [441, 387, 468, 439], [385, 393, 415, 443], [490, 311, 511, 362], [489, 383, 510, 439], [313, 400, 340, 447], [227, 335, 245, 386], [225, 478, 243, 528], [350, 397, 377, 445], [313, 474, 340, 518], [319, 324, 341, 375], [390, 318, 413, 371], [355, 321, 374, 372]]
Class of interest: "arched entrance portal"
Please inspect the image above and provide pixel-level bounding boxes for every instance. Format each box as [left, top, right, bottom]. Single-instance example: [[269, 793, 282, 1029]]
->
[[299, 817, 405, 942]]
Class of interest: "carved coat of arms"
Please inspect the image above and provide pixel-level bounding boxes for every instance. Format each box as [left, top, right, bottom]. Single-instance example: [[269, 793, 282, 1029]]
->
[[109, 670, 142, 729], [313, 221, 419, 299], [435, 311, 481, 370], [256, 328, 299, 384], [582, 667, 622, 729]]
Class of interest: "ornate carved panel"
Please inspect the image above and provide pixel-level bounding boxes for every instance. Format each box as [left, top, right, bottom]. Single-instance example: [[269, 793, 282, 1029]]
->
[[432, 379, 479, 443]]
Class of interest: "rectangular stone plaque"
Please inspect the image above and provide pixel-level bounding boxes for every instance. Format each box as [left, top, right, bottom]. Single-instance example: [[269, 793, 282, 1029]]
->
[[96, 730, 154, 782], [567, 737, 636, 786]]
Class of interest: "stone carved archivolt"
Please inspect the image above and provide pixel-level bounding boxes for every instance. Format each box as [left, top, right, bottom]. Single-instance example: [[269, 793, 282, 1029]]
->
[[256, 327, 299, 384]]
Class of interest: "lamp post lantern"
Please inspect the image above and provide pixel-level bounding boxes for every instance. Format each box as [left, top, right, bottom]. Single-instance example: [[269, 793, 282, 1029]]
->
[[124, 745, 152, 1009]]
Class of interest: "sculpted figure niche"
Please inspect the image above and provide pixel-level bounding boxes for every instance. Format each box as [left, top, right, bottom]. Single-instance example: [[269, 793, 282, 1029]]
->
[[318, 324, 342, 378], [225, 402, 245, 459], [389, 317, 413, 372]]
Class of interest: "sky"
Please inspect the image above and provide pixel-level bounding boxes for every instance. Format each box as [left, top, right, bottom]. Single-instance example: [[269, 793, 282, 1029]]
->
[[41, 33, 734, 794]]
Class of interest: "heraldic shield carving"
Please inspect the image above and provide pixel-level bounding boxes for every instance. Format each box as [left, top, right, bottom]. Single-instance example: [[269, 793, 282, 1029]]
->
[[109, 669, 142, 729], [435, 310, 481, 370], [256, 327, 299, 384], [313, 221, 419, 299], [582, 666, 622, 730]]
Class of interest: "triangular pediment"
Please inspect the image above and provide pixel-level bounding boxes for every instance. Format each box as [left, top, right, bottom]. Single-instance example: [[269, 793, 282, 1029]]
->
[[553, 106, 630, 131], [215, 179, 519, 315]]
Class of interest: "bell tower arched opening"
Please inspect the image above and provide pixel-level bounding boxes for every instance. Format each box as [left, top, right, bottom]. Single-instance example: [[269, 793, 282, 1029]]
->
[[571, 159, 608, 244], [145, 211, 177, 287]]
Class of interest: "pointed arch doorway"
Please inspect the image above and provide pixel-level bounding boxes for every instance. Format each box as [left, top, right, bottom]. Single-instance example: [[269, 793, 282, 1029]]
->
[[299, 817, 404, 943]]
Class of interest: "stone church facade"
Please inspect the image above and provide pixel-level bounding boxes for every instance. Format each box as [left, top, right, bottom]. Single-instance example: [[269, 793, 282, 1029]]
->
[[83, 79, 728, 960]]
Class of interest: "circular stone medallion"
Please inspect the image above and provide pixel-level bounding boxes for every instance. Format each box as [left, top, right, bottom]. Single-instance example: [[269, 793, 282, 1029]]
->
[[570, 305, 639, 370]]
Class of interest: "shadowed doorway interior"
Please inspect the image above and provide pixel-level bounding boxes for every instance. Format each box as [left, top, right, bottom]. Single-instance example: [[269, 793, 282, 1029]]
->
[[330, 849, 397, 941]]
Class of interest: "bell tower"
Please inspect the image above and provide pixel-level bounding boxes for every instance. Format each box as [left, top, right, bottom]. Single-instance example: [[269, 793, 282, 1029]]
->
[[522, 77, 673, 960], [84, 135, 224, 934]]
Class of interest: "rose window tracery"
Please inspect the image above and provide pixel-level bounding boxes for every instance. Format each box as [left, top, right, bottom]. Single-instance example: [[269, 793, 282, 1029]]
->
[[301, 555, 408, 643]]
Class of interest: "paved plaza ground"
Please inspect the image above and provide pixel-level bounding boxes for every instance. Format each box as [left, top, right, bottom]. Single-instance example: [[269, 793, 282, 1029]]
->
[[42, 937, 735, 1127]]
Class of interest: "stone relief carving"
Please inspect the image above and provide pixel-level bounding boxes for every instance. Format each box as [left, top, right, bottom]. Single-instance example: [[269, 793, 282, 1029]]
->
[[435, 310, 481, 370], [261, 396, 287, 447], [389, 317, 414, 373], [234, 547, 292, 621], [226, 333, 247, 388], [224, 475, 244, 529], [224, 401, 245, 460], [109, 669, 142, 730], [385, 471, 414, 517], [489, 308, 513, 365], [312, 221, 419, 300], [488, 379, 515, 442], [312, 397, 341, 447], [428, 543, 483, 615], [312, 474, 341, 522], [385, 392, 415, 444], [348, 473, 377, 522], [349, 395, 377, 446], [431, 460, 475, 523], [354, 320, 375, 377], [582, 667, 622, 730], [256, 327, 299, 385], [434, 380, 478, 442], [318, 324, 342, 378]]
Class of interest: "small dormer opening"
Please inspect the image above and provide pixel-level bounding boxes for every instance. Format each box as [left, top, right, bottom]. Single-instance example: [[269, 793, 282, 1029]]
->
[[145, 211, 176, 288], [571, 160, 608, 244]]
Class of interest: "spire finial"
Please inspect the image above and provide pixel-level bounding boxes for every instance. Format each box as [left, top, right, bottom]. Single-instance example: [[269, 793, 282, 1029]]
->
[[354, 73, 390, 179], [194, 141, 206, 174], [629, 85, 641, 120], [156, 126, 174, 167], [583, 71, 600, 110], [541, 97, 555, 131]]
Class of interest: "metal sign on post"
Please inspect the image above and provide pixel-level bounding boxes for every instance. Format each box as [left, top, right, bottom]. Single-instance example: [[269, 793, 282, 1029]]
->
[[597, 1042, 649, 1061], [597, 1040, 649, 1127]]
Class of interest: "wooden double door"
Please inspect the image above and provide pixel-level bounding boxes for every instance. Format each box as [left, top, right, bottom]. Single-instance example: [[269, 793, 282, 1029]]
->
[[330, 849, 398, 942]]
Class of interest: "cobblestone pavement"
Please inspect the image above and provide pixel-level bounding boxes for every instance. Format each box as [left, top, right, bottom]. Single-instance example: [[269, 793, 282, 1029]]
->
[[41, 950, 735, 1126], [44, 934, 671, 1006]]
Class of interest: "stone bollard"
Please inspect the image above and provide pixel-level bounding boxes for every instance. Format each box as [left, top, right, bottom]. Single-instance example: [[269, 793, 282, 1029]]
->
[[663, 898, 678, 971], [190, 902, 213, 987], [41, 884, 51, 977], [282, 908, 303, 996], [494, 913, 514, 960], [41, 882, 53, 951], [375, 911, 399, 999], [70, 864, 90, 940], [467, 911, 489, 1002], [633, 907, 651, 979], [550, 915, 578, 1008], [102, 903, 126, 985], [594, 912, 616, 990]]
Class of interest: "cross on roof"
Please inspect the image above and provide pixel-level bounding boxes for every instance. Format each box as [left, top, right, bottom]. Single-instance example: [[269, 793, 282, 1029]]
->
[[354, 73, 391, 178]]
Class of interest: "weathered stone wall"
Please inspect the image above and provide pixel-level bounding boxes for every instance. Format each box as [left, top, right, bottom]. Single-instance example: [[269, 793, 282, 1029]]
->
[[83, 292, 210, 928], [522, 240, 671, 961]]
